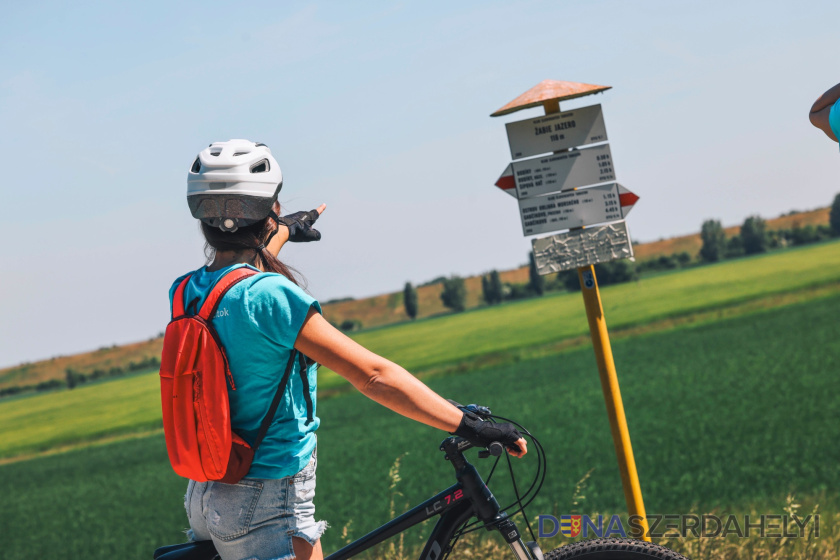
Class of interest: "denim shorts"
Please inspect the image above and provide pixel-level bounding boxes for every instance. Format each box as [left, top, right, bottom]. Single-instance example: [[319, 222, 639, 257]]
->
[[184, 447, 327, 560]]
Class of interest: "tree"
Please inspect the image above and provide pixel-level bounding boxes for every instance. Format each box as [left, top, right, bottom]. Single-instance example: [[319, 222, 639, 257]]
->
[[489, 270, 503, 304], [440, 275, 467, 312], [65, 368, 77, 390], [339, 319, 363, 332], [481, 270, 502, 305], [558, 270, 580, 292], [725, 235, 744, 259], [403, 282, 418, 319], [528, 251, 545, 296], [65, 368, 84, 389], [740, 215, 768, 255], [602, 260, 638, 285], [699, 219, 726, 262], [560, 260, 637, 291], [830, 193, 840, 236], [482, 270, 503, 304]]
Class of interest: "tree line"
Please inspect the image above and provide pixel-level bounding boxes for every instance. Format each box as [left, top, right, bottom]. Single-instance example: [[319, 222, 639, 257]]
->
[[699, 195, 840, 262], [395, 194, 840, 320], [0, 356, 162, 398]]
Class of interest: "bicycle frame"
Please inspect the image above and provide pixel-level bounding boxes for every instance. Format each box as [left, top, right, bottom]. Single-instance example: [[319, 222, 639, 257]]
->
[[326, 437, 540, 560]]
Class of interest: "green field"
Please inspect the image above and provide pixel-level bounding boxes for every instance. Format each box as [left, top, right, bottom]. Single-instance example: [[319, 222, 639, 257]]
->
[[0, 372, 162, 459], [340, 240, 840, 375], [2, 291, 839, 559], [3, 241, 840, 461]]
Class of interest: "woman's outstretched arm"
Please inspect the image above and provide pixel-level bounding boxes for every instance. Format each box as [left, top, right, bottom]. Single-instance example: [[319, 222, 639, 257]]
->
[[294, 308, 527, 456], [809, 82, 840, 141]]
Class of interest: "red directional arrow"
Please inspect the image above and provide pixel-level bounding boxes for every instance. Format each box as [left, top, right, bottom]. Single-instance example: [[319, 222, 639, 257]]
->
[[618, 184, 639, 214], [495, 164, 517, 198]]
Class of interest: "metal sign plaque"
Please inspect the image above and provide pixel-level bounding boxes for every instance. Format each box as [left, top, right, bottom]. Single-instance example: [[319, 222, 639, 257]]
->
[[518, 183, 638, 236], [505, 104, 608, 160], [531, 221, 634, 274], [500, 143, 615, 199]]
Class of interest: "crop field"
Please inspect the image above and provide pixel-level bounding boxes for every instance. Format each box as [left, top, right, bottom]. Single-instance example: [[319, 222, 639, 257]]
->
[[343, 240, 840, 372], [0, 372, 161, 459], [2, 292, 839, 559], [3, 240, 840, 461], [2, 223, 834, 392]]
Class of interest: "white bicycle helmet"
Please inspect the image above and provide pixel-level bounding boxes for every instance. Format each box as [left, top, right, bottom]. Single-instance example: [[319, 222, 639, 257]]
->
[[187, 139, 283, 232]]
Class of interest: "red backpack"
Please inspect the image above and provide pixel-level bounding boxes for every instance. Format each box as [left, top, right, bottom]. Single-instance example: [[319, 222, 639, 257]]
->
[[159, 267, 304, 483]]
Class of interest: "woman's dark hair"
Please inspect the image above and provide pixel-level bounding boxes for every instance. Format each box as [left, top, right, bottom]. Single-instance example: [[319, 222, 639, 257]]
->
[[201, 216, 302, 286]]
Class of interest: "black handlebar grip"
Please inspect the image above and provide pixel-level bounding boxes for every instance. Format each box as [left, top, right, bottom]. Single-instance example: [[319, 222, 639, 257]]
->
[[488, 441, 504, 457]]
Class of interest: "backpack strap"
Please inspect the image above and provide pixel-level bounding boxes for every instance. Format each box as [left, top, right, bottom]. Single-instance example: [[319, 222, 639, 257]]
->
[[298, 353, 315, 426], [171, 275, 193, 319], [252, 349, 299, 452], [198, 267, 259, 321]]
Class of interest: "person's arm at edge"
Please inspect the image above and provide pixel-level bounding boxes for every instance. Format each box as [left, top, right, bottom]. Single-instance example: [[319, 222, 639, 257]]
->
[[809, 82, 840, 141], [294, 308, 527, 457]]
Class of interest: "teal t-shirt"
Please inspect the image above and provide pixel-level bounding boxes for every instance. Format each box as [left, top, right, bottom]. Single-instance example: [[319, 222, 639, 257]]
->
[[169, 263, 322, 479], [829, 98, 840, 147]]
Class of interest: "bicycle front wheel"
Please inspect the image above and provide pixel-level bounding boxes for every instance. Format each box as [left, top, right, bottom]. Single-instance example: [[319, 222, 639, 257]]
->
[[543, 538, 689, 560]]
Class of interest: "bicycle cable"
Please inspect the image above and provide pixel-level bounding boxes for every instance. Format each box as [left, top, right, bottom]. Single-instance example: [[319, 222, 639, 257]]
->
[[446, 414, 547, 543]]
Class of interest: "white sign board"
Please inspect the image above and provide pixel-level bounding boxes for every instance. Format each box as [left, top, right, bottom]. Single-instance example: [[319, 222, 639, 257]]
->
[[505, 104, 608, 160], [504, 143, 615, 199], [518, 183, 637, 236], [532, 221, 634, 274]]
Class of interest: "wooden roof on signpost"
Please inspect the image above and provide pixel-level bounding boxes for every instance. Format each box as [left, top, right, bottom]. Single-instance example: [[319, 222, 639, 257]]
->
[[490, 79, 612, 117]]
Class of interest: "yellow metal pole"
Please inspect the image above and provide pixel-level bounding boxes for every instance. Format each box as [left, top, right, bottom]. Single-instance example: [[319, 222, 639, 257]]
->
[[577, 265, 650, 541], [539, 98, 649, 540]]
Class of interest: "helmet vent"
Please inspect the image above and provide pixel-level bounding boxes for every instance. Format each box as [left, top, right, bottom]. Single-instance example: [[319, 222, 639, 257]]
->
[[250, 159, 269, 173], [191, 158, 201, 173], [210, 151, 221, 156]]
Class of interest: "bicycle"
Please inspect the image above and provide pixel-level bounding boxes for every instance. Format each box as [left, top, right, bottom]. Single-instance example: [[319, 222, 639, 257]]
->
[[154, 402, 689, 560]]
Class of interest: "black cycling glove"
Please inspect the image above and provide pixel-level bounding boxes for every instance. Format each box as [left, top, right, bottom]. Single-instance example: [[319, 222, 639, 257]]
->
[[272, 209, 322, 242], [452, 411, 522, 449]]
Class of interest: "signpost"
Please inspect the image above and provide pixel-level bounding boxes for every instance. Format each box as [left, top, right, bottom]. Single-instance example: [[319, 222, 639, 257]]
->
[[496, 143, 615, 199], [519, 183, 638, 237], [505, 103, 607, 159], [490, 79, 651, 542], [532, 221, 634, 273]]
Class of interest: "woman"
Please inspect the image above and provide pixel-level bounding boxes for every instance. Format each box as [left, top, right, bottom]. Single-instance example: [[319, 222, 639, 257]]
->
[[173, 139, 527, 560], [809, 81, 840, 144]]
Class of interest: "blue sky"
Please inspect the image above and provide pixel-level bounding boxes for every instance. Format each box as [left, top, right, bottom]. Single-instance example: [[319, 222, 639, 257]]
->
[[1, 1, 838, 367]]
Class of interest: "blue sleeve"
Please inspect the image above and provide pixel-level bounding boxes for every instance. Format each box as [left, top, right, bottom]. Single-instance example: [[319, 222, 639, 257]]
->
[[829, 98, 840, 144], [245, 275, 322, 349]]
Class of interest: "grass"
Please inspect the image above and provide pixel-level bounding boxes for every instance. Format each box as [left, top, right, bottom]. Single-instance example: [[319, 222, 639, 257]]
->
[[3, 240, 840, 461], [2, 209, 830, 392], [0, 372, 162, 459], [2, 292, 839, 559], [342, 240, 840, 374]]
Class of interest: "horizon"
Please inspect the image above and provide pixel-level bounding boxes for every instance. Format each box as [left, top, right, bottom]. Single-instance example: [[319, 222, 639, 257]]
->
[[1, 204, 831, 370], [2, 0, 838, 367]]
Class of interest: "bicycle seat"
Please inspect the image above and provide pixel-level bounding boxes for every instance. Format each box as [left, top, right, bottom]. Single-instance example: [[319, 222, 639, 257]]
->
[[153, 541, 219, 560]]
